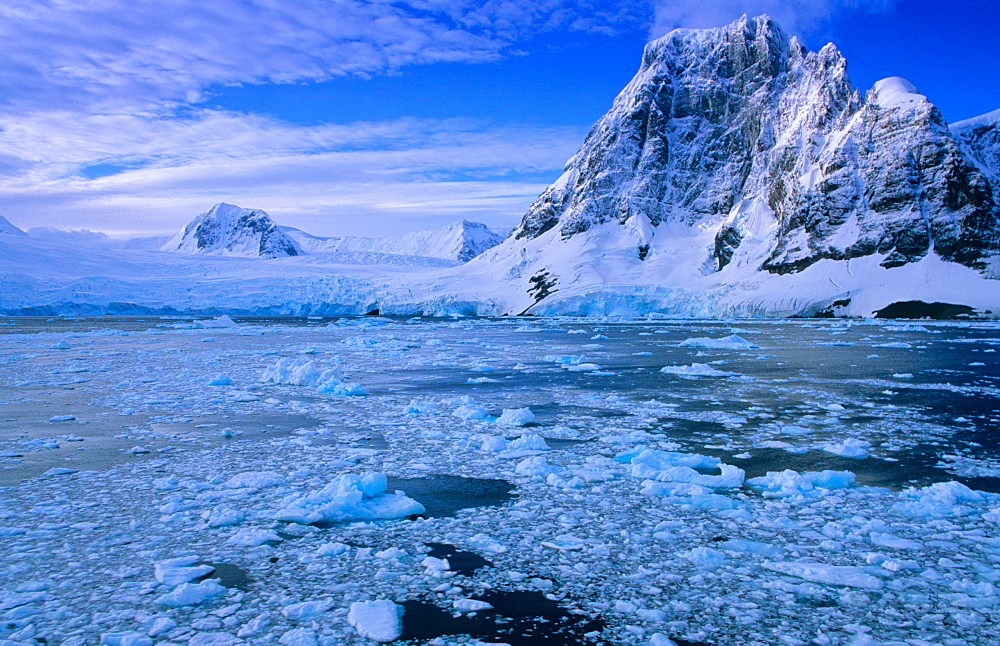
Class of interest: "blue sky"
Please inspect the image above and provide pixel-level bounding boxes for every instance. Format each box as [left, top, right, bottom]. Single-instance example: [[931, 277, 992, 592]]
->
[[0, 0, 997, 238]]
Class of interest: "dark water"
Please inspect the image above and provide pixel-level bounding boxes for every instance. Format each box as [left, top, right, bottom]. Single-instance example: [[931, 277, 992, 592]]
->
[[400, 591, 608, 645]]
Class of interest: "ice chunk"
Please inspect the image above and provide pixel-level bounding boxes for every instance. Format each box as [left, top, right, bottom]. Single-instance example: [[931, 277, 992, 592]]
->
[[747, 469, 855, 499], [282, 599, 333, 620], [893, 481, 986, 518], [274, 472, 424, 524], [262, 358, 339, 387], [515, 455, 563, 477], [279, 628, 318, 646], [679, 335, 758, 349], [194, 315, 238, 328], [319, 381, 367, 396], [869, 532, 921, 550], [153, 557, 215, 586], [223, 471, 286, 490], [453, 404, 489, 420], [51, 340, 73, 350], [100, 632, 152, 646], [404, 399, 437, 414], [680, 547, 726, 569], [204, 506, 245, 528], [226, 528, 283, 547], [762, 561, 883, 589], [659, 363, 738, 378], [496, 408, 536, 426], [347, 600, 403, 642], [316, 542, 350, 557], [156, 579, 226, 606], [467, 533, 507, 554], [628, 450, 744, 489], [188, 634, 243, 646], [208, 375, 234, 386], [42, 467, 78, 476], [453, 598, 493, 611], [543, 354, 585, 365], [719, 538, 784, 558], [48, 415, 76, 422], [820, 439, 870, 459]]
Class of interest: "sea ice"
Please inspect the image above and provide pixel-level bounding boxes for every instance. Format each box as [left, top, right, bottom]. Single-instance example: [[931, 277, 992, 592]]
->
[[155, 579, 226, 606], [747, 469, 855, 498], [659, 363, 738, 378], [153, 556, 215, 586], [348, 600, 404, 642], [495, 407, 536, 426], [679, 335, 758, 349], [893, 481, 987, 518], [820, 439, 870, 458], [274, 472, 424, 524], [762, 562, 884, 589]]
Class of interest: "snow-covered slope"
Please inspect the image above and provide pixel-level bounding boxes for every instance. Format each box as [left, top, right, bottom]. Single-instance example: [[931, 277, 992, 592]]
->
[[953, 108, 1000, 182], [283, 220, 506, 266], [0, 215, 26, 236], [162, 203, 299, 258], [428, 15, 1000, 317]]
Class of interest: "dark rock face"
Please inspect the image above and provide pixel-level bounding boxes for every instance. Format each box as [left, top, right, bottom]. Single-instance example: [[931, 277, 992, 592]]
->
[[512, 15, 1000, 274]]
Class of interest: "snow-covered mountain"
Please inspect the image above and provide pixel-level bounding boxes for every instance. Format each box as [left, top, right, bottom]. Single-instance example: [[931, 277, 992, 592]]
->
[[162, 203, 299, 258], [435, 14, 1000, 317], [0, 215, 26, 236], [283, 220, 506, 266]]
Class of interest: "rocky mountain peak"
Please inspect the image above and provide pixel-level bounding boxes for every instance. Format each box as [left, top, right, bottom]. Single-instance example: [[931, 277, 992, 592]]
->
[[508, 14, 1000, 277], [162, 203, 298, 258]]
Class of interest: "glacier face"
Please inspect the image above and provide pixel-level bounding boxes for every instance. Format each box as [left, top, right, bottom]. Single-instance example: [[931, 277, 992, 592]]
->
[[162, 203, 299, 259]]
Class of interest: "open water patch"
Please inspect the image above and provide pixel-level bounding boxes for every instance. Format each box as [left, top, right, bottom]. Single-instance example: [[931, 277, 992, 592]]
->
[[399, 590, 607, 645], [424, 542, 491, 576], [386, 474, 515, 518]]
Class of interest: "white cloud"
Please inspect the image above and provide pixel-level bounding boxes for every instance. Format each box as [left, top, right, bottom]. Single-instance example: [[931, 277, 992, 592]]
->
[[0, 110, 584, 236], [650, 0, 897, 39], [0, 0, 646, 113]]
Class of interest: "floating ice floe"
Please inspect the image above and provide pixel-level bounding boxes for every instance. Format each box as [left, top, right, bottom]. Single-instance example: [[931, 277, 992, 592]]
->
[[679, 334, 758, 349], [659, 363, 739, 378], [226, 527, 283, 546], [495, 407, 536, 426], [747, 469, 856, 499], [50, 340, 72, 350], [155, 579, 226, 606], [481, 433, 550, 453], [347, 599, 403, 642], [892, 480, 987, 518], [208, 374, 234, 386], [274, 472, 424, 524], [623, 449, 744, 489], [193, 315, 238, 328], [153, 556, 215, 586], [819, 439, 870, 458], [761, 561, 884, 589]]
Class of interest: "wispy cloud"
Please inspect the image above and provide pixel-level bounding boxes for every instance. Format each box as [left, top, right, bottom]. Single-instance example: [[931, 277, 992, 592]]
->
[[0, 110, 584, 236], [0, 1, 646, 114], [650, 0, 897, 39]]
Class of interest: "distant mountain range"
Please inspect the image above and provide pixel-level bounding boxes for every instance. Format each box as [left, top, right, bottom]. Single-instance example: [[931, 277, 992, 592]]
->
[[161, 202, 506, 266], [1, 15, 998, 318]]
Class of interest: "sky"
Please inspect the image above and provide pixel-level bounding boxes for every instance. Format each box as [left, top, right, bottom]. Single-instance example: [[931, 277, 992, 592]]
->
[[0, 0, 997, 239]]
